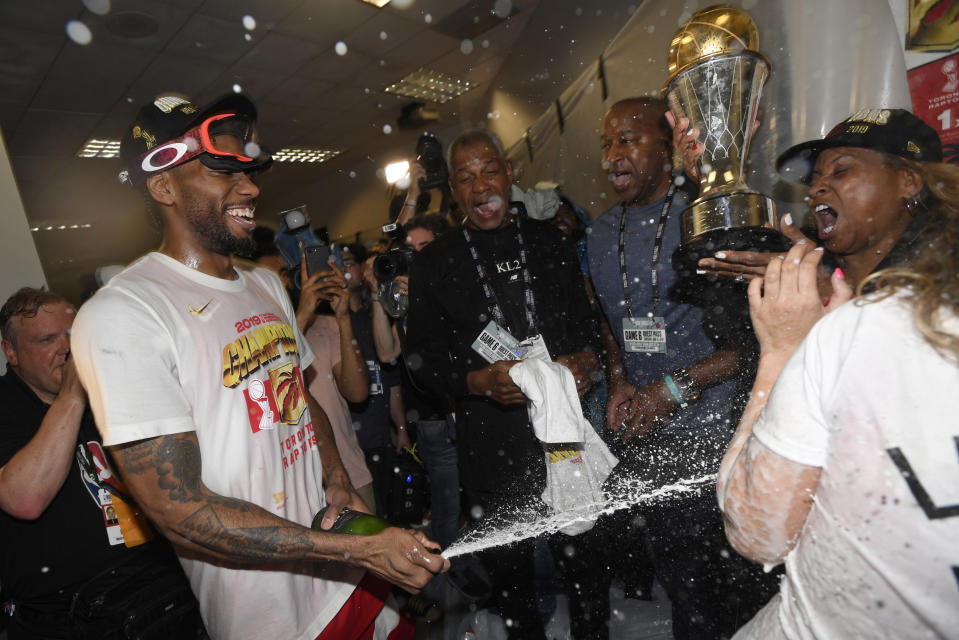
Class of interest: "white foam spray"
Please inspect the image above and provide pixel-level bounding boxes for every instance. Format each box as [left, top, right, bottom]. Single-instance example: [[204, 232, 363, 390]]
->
[[442, 473, 716, 559]]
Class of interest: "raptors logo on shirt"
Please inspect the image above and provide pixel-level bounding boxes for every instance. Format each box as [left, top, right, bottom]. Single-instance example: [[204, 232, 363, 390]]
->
[[242, 362, 308, 433], [223, 316, 309, 433]]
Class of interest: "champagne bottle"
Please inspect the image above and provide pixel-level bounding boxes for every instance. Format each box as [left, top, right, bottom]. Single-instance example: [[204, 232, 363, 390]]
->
[[311, 506, 391, 535], [311, 507, 444, 555]]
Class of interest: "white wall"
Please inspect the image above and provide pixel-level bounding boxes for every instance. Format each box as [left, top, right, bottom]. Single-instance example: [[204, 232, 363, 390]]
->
[[504, 0, 913, 223], [0, 130, 48, 373]]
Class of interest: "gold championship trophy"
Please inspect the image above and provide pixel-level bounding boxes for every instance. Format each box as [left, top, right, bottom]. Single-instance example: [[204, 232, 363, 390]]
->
[[664, 6, 788, 272]]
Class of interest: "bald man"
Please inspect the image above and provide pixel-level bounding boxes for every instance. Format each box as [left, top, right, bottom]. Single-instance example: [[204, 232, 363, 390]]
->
[[587, 97, 778, 639]]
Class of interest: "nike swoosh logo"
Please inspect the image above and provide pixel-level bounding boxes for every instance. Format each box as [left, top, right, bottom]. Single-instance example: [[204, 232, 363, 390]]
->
[[189, 298, 214, 316]]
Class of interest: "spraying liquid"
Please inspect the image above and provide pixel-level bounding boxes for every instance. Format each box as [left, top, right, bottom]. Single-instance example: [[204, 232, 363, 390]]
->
[[442, 473, 716, 559]]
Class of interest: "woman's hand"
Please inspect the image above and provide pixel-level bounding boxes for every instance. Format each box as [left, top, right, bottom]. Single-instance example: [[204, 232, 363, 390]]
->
[[316, 262, 350, 318], [697, 213, 812, 282], [748, 243, 853, 359]]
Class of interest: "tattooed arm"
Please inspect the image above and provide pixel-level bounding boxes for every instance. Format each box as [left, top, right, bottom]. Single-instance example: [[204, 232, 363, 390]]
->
[[108, 430, 448, 591]]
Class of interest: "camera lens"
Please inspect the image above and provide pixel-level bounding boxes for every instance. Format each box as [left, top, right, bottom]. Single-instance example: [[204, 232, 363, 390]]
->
[[373, 253, 397, 280]]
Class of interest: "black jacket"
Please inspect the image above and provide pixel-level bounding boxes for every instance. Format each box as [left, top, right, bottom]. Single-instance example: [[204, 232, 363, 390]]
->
[[405, 216, 599, 494]]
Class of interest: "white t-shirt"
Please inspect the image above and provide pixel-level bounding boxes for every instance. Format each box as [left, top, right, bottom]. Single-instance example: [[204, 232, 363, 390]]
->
[[738, 292, 959, 639], [72, 252, 361, 640]]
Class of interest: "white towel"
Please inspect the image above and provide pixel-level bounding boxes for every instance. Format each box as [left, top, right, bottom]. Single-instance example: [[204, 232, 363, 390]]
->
[[508, 359, 584, 443], [510, 185, 561, 220], [509, 359, 618, 535]]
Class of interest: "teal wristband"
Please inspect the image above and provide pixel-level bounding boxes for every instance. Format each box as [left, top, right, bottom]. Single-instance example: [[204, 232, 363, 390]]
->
[[663, 375, 688, 408]]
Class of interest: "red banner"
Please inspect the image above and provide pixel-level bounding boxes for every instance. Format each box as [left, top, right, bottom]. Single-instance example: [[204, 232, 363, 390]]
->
[[908, 52, 959, 164]]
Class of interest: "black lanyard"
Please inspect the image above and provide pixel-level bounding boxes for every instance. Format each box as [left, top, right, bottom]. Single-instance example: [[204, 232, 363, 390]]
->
[[618, 184, 677, 319], [462, 215, 538, 336]]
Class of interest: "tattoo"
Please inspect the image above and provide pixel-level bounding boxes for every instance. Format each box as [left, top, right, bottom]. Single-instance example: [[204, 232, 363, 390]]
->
[[154, 434, 204, 504], [111, 438, 160, 475], [112, 432, 321, 564], [180, 505, 314, 560]]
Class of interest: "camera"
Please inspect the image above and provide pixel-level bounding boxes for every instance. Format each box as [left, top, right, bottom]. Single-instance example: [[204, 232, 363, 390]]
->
[[373, 247, 415, 319], [373, 247, 414, 281], [274, 205, 339, 288], [415, 132, 448, 192]]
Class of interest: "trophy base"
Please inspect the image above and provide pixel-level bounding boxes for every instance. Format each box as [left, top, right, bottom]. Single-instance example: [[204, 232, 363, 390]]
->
[[672, 226, 791, 279], [672, 191, 789, 276]]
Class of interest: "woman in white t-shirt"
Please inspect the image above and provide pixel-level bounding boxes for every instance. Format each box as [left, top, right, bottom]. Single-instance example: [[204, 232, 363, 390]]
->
[[716, 137, 959, 637]]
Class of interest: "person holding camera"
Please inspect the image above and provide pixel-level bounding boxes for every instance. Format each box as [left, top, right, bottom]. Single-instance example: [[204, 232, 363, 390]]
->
[[405, 131, 605, 640], [366, 215, 460, 553], [393, 133, 451, 228], [295, 253, 379, 516], [336, 244, 409, 520]]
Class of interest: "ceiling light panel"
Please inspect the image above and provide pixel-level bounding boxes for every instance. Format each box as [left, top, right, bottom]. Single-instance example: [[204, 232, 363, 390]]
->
[[76, 139, 121, 158], [273, 148, 343, 163], [385, 68, 474, 104]]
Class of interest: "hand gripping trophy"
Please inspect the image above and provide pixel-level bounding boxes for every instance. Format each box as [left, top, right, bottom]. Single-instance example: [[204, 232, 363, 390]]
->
[[664, 5, 788, 271]]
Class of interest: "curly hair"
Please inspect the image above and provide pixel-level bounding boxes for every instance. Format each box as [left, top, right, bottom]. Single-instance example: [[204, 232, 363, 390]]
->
[[859, 158, 959, 361], [404, 213, 450, 239], [0, 287, 70, 347]]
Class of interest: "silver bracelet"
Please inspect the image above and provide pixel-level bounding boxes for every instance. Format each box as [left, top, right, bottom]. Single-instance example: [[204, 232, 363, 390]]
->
[[669, 368, 702, 404]]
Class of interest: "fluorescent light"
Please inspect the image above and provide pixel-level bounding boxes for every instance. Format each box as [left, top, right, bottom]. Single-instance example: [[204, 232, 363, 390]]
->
[[33, 224, 92, 231], [385, 68, 474, 104], [273, 148, 343, 163], [360, 0, 391, 6], [384, 160, 410, 184], [78, 139, 341, 164], [76, 138, 121, 158]]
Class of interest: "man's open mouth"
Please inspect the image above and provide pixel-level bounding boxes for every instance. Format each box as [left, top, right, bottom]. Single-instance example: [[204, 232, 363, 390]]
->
[[608, 171, 631, 191], [227, 206, 256, 229], [472, 196, 503, 218]]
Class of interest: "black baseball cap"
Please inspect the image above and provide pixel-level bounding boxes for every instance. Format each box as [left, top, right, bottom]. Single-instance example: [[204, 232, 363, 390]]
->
[[119, 92, 272, 186], [776, 108, 942, 183]]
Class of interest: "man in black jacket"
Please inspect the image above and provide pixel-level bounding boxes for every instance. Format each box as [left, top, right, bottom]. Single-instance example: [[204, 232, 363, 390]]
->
[[405, 131, 603, 639]]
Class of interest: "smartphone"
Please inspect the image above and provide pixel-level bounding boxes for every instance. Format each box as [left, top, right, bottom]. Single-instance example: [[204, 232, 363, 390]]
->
[[304, 244, 332, 277]]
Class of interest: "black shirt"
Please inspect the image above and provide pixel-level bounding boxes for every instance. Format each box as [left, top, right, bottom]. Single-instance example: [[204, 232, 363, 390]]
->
[[347, 304, 401, 450], [406, 215, 599, 494], [0, 371, 141, 600]]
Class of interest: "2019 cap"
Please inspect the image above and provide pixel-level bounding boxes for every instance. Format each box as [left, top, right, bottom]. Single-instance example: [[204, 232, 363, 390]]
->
[[776, 108, 942, 183], [119, 92, 272, 186]]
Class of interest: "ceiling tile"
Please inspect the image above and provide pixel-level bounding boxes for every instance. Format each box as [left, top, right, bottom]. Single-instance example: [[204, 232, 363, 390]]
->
[[165, 14, 263, 64], [382, 27, 461, 67], [0, 28, 64, 107], [299, 47, 375, 82], [273, 0, 377, 43], [384, 0, 473, 27], [132, 55, 229, 101], [0, 2, 82, 36], [268, 76, 336, 108], [347, 11, 420, 57], [31, 42, 154, 113], [0, 105, 27, 137], [31, 80, 125, 119], [238, 32, 323, 74], [8, 109, 105, 158], [205, 64, 290, 103], [197, 0, 304, 29]]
